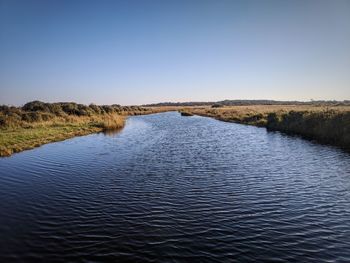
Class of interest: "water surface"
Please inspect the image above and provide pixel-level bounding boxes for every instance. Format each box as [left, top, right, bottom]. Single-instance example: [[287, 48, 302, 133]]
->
[[1, 112, 350, 262]]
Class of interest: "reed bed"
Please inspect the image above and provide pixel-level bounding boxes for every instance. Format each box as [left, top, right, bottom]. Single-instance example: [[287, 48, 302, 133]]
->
[[0, 114, 126, 157], [0, 101, 176, 157], [185, 105, 350, 151]]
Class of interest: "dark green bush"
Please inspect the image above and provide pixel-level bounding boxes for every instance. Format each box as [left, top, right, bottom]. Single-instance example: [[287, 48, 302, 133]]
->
[[89, 104, 102, 114], [47, 104, 63, 115], [22, 101, 49, 112], [0, 101, 151, 128]]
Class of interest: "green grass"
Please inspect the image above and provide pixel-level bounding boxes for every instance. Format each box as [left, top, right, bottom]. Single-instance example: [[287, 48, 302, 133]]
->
[[0, 104, 179, 157], [0, 123, 102, 157], [5, 102, 349, 156], [0, 113, 127, 157]]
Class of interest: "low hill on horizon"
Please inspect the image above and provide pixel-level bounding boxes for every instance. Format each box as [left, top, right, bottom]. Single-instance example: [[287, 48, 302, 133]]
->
[[144, 99, 350, 107]]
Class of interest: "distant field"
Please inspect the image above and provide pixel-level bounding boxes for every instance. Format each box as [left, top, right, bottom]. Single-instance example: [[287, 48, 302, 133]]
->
[[183, 105, 350, 151]]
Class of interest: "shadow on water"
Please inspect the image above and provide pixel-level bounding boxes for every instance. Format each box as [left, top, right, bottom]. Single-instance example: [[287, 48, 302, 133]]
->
[[102, 127, 124, 137]]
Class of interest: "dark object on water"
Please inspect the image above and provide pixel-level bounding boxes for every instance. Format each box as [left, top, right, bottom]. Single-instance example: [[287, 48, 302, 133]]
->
[[180, 111, 193, 116]]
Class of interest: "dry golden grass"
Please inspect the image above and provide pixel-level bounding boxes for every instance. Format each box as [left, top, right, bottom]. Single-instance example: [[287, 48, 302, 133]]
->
[[3, 103, 349, 157], [185, 105, 350, 124], [0, 106, 178, 157], [184, 105, 350, 150], [94, 114, 125, 130], [0, 114, 127, 157]]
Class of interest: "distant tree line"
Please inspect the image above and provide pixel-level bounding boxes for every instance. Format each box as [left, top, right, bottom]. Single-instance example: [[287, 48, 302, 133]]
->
[[145, 100, 350, 107]]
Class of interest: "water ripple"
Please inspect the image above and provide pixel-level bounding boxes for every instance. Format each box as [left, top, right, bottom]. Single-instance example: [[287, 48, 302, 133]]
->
[[1, 112, 350, 262]]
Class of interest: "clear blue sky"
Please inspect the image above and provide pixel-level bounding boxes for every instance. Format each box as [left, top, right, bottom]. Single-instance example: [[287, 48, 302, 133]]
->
[[1, 0, 349, 105]]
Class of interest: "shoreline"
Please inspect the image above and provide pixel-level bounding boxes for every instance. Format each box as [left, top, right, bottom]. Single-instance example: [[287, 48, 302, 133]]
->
[[2, 103, 350, 157], [0, 107, 178, 157], [183, 106, 350, 152], [0, 118, 123, 157]]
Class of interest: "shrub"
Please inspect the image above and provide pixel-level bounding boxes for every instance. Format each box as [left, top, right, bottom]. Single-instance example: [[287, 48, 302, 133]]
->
[[47, 104, 63, 115], [89, 104, 102, 114], [61, 103, 79, 115], [22, 101, 49, 112]]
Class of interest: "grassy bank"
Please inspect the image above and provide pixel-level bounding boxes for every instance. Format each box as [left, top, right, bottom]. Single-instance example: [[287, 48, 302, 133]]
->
[[0, 114, 126, 157], [3, 101, 349, 156], [179, 110, 194, 116], [184, 105, 350, 151], [0, 101, 173, 157]]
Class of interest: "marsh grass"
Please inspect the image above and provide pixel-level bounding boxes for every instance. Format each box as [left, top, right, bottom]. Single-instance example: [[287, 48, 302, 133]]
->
[[0, 114, 126, 157], [94, 114, 125, 130], [4, 101, 348, 156], [0, 116, 127, 157], [185, 105, 350, 150], [0, 101, 178, 157]]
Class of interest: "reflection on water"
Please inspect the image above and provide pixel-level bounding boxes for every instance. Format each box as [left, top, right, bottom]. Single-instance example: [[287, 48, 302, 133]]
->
[[0, 112, 350, 262], [102, 127, 123, 136]]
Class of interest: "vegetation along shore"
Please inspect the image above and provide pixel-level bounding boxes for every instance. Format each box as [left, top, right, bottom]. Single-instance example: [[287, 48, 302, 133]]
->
[[0, 101, 173, 157], [183, 104, 350, 151], [1, 100, 350, 157]]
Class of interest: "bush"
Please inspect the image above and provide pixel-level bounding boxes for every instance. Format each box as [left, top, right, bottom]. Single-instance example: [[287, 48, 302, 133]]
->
[[22, 101, 49, 112], [89, 104, 102, 114], [0, 101, 152, 129], [47, 104, 63, 115], [60, 103, 79, 115]]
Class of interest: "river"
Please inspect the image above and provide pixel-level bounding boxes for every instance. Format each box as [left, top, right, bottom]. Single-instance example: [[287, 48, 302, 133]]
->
[[1, 112, 350, 262]]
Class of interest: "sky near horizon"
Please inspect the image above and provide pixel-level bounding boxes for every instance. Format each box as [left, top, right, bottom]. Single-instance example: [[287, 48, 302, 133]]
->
[[0, 0, 349, 105]]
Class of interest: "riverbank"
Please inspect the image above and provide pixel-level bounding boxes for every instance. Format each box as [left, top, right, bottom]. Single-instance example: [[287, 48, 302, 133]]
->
[[183, 105, 350, 151], [0, 114, 126, 157], [2, 101, 350, 156], [0, 101, 174, 157]]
